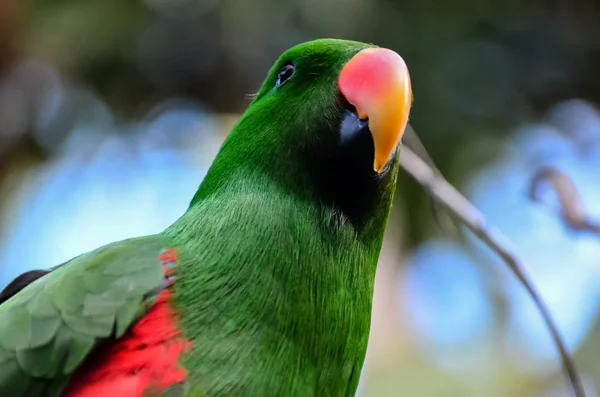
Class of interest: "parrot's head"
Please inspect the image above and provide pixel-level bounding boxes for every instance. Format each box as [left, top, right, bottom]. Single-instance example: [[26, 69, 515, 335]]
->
[[198, 39, 412, 228]]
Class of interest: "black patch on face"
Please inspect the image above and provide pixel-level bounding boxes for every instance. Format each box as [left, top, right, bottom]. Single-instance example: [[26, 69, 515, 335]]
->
[[308, 102, 390, 228]]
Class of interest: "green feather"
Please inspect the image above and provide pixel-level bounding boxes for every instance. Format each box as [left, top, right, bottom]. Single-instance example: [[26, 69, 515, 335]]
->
[[16, 339, 61, 378], [0, 360, 30, 395], [115, 297, 143, 337], [0, 235, 173, 396], [25, 292, 59, 318], [29, 316, 61, 348], [60, 327, 95, 374]]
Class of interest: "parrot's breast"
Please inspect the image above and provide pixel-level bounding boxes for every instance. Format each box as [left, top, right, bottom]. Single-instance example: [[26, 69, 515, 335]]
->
[[62, 287, 191, 397]]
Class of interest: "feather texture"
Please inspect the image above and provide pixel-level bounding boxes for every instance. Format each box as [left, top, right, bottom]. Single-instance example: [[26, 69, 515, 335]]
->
[[63, 289, 190, 397]]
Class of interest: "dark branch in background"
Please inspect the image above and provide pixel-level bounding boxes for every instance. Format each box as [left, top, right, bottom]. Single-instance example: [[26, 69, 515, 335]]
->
[[398, 136, 587, 397], [529, 166, 600, 235]]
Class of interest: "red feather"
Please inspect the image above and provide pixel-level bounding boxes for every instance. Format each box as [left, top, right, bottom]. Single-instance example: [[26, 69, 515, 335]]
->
[[63, 249, 191, 397]]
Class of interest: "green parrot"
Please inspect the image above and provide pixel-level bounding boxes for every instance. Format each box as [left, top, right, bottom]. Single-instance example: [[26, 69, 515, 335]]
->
[[0, 38, 412, 397]]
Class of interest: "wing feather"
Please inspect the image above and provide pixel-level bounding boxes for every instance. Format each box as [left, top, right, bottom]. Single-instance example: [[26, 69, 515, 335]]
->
[[0, 235, 174, 397]]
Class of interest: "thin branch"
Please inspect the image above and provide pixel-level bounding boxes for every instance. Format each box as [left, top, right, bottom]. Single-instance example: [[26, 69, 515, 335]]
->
[[399, 144, 586, 397], [529, 166, 600, 235], [402, 125, 458, 236]]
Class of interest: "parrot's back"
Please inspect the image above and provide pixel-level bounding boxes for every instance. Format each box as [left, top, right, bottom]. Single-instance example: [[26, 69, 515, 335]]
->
[[0, 235, 190, 397]]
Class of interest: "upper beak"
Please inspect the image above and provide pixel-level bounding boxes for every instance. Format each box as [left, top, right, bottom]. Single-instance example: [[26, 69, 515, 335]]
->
[[338, 47, 412, 173]]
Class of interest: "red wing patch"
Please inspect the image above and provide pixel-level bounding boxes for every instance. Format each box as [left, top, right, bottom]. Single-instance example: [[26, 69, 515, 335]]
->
[[63, 248, 191, 397]]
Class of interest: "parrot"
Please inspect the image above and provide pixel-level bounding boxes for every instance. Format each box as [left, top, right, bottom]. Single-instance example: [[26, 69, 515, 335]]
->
[[0, 38, 412, 397]]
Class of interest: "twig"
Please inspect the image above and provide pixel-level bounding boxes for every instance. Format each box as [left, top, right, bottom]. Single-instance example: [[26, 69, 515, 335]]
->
[[399, 144, 586, 397], [402, 125, 458, 236], [529, 166, 600, 235]]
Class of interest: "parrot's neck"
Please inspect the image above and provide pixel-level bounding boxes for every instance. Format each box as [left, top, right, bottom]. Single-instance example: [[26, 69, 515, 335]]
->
[[164, 167, 396, 396]]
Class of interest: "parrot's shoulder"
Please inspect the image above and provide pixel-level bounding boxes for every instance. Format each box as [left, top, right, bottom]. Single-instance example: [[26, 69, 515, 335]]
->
[[0, 234, 178, 397], [0, 269, 52, 305]]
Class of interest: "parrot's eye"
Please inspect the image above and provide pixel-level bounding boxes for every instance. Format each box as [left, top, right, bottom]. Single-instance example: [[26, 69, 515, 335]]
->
[[276, 64, 295, 87]]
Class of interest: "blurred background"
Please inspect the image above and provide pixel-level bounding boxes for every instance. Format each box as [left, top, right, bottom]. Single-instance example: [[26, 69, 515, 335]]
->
[[1, 0, 600, 395]]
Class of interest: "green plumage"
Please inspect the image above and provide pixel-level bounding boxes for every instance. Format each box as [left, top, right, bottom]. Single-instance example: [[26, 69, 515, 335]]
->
[[0, 39, 405, 397], [0, 236, 170, 396]]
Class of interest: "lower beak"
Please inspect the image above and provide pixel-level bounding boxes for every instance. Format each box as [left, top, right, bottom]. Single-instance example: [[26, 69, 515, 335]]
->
[[338, 47, 413, 172]]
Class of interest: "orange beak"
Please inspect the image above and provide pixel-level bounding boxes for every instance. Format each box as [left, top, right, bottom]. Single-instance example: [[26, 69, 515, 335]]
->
[[338, 47, 412, 172]]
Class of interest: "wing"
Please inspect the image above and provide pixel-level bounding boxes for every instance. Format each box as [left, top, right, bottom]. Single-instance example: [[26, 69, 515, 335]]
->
[[0, 235, 175, 397]]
